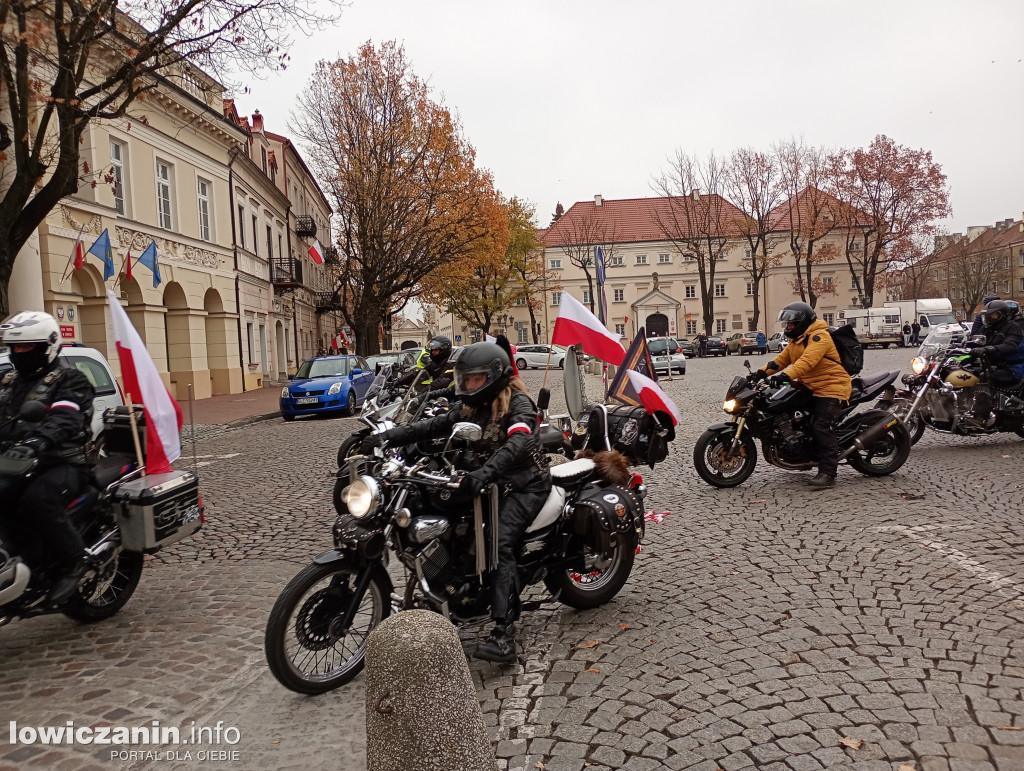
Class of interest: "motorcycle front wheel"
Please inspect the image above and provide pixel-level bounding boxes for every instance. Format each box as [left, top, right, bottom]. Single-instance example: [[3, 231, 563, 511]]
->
[[62, 550, 144, 623], [545, 530, 638, 609], [893, 398, 926, 445], [846, 410, 912, 477], [265, 562, 392, 695], [693, 429, 758, 488]]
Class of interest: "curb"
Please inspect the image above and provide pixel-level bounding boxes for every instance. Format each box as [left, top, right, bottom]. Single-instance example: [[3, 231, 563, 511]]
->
[[224, 411, 282, 429]]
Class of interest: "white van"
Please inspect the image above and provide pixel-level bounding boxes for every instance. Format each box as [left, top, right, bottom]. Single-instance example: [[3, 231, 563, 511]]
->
[[0, 344, 124, 438]]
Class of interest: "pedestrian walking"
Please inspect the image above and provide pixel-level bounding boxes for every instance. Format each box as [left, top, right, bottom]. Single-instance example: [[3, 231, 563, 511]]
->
[[697, 332, 708, 358], [911, 321, 921, 345], [755, 331, 767, 355], [902, 322, 912, 347]]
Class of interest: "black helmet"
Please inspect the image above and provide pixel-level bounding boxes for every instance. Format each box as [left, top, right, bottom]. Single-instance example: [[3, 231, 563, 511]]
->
[[778, 302, 816, 339], [427, 335, 452, 365], [982, 299, 1012, 328], [1005, 300, 1020, 319], [453, 342, 512, 407]]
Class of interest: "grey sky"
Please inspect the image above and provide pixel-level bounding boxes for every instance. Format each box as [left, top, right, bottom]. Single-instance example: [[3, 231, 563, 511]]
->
[[236, 0, 1024, 233]]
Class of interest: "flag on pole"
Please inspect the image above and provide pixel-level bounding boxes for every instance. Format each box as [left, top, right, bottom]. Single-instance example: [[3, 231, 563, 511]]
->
[[595, 247, 608, 325], [308, 239, 324, 265], [625, 369, 681, 426], [607, 327, 657, 407], [87, 229, 115, 281], [73, 240, 84, 271], [125, 249, 133, 282], [106, 290, 184, 473], [137, 241, 161, 287], [551, 292, 625, 366]]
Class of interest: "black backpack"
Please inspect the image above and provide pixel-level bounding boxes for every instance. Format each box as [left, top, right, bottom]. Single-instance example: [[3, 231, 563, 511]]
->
[[825, 324, 864, 376]]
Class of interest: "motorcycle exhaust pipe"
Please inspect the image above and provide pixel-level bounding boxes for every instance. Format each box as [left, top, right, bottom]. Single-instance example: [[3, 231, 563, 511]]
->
[[840, 413, 900, 459]]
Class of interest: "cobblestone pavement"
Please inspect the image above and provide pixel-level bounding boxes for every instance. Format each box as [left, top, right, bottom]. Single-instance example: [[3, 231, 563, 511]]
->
[[2, 348, 1024, 771]]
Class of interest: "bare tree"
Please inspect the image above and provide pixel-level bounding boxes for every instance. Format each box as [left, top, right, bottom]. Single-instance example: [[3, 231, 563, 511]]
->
[[725, 147, 786, 329], [652, 151, 733, 335], [0, 0, 344, 318], [556, 208, 616, 315]]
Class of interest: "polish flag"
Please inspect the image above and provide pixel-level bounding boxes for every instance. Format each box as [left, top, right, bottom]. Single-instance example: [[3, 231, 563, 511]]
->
[[307, 240, 324, 265], [106, 290, 183, 473], [551, 292, 624, 366], [73, 241, 84, 271], [626, 370, 681, 426]]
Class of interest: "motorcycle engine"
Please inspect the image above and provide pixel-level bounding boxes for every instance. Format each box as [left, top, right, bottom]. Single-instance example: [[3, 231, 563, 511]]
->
[[774, 415, 813, 463]]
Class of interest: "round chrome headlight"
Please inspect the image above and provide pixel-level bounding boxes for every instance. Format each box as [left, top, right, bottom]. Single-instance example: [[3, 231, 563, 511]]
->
[[910, 357, 928, 375], [342, 475, 381, 519], [722, 398, 738, 413]]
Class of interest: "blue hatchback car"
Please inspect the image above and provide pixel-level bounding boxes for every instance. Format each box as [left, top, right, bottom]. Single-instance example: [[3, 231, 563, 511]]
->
[[280, 355, 375, 421]]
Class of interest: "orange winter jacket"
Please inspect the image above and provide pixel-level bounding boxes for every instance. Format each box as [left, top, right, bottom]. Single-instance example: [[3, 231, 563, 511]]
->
[[759, 319, 852, 400]]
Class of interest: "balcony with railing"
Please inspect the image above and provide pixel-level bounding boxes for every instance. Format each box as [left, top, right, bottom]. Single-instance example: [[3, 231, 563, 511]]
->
[[315, 291, 342, 314], [294, 215, 317, 239], [271, 257, 302, 289], [323, 246, 339, 265]]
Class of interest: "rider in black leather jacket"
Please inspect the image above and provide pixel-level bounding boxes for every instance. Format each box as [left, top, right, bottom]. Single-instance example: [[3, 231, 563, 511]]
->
[[363, 341, 551, 663]]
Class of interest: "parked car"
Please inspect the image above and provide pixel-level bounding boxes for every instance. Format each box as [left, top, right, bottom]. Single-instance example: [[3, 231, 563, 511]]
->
[[280, 355, 375, 420], [767, 332, 788, 353], [705, 336, 727, 356], [514, 344, 588, 370], [678, 338, 696, 357], [365, 350, 417, 374], [646, 336, 686, 375], [725, 331, 764, 355], [0, 343, 123, 439]]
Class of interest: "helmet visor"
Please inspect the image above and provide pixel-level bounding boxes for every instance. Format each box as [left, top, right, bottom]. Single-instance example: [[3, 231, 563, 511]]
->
[[778, 308, 805, 323]]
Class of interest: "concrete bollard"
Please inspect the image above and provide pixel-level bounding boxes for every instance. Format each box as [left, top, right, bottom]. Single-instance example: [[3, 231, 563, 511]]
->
[[364, 610, 498, 771]]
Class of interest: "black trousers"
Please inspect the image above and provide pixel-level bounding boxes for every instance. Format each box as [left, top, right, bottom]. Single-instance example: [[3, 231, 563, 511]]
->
[[811, 397, 843, 478], [492, 483, 550, 623], [0, 465, 88, 567]]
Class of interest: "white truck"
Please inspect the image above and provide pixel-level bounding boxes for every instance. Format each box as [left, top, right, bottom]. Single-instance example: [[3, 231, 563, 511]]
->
[[838, 307, 904, 348], [883, 299, 956, 340]]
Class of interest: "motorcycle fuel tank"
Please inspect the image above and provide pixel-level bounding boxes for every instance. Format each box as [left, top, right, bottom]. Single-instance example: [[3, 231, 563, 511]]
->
[[943, 369, 980, 388]]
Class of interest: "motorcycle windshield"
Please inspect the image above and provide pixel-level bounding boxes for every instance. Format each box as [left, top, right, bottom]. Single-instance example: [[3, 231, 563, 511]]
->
[[919, 326, 959, 359], [365, 365, 392, 402]]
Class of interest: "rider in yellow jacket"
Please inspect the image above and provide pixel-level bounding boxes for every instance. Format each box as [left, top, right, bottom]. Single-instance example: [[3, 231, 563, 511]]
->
[[755, 303, 851, 488]]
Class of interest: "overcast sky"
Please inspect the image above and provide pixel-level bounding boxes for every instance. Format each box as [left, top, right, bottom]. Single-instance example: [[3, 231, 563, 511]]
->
[[235, 0, 1024, 234]]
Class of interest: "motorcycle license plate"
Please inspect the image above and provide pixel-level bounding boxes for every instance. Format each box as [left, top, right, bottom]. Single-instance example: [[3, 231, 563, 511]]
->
[[296, 397, 319, 405]]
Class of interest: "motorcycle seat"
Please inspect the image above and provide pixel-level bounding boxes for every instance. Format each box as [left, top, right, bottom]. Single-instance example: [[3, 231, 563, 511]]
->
[[526, 485, 567, 533], [550, 457, 596, 485], [851, 371, 893, 398], [94, 456, 135, 489]]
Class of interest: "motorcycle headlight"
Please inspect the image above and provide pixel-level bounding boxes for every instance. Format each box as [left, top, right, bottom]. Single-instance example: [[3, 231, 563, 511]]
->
[[722, 398, 738, 413], [280, 387, 290, 399], [910, 357, 928, 375], [328, 382, 342, 396], [342, 476, 381, 519]]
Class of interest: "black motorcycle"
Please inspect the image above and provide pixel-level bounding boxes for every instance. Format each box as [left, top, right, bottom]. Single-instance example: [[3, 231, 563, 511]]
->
[[265, 421, 647, 694], [0, 403, 202, 627], [693, 361, 911, 487]]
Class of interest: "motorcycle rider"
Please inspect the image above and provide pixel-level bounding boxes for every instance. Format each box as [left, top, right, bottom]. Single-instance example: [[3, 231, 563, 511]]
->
[[396, 335, 455, 391], [0, 311, 95, 603], [966, 300, 1024, 421], [361, 341, 551, 663], [970, 295, 1001, 338], [751, 302, 851, 489]]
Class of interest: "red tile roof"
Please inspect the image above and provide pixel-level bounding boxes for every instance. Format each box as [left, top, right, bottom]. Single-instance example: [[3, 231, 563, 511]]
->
[[541, 195, 747, 246], [767, 186, 873, 231]]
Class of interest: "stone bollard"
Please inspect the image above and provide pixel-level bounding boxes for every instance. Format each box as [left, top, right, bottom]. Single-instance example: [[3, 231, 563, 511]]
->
[[364, 610, 498, 771]]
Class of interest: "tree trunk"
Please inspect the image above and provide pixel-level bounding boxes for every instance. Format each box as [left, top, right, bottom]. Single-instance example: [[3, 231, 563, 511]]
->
[[0, 247, 12, 320], [527, 305, 538, 343], [583, 271, 595, 315], [353, 317, 383, 356]]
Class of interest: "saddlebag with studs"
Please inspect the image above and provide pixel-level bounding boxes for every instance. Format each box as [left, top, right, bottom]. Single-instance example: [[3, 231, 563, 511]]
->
[[569, 483, 644, 555]]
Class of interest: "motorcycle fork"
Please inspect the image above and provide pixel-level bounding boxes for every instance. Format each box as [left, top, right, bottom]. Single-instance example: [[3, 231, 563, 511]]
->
[[335, 562, 375, 633], [729, 417, 748, 452], [903, 365, 939, 422]]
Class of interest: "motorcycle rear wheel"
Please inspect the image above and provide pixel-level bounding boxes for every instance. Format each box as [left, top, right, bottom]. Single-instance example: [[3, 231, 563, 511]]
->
[[62, 551, 144, 623], [693, 429, 758, 488], [265, 562, 391, 695], [846, 411, 912, 477], [545, 531, 638, 609]]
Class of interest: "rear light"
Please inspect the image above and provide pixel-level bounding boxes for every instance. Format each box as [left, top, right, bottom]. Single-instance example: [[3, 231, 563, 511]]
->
[[629, 472, 643, 488], [198, 492, 205, 523], [676, 347, 682, 353]]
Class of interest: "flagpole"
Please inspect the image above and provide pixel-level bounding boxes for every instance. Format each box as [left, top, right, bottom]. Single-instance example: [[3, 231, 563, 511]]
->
[[125, 394, 147, 478], [58, 222, 88, 286], [113, 249, 131, 289], [541, 346, 554, 391]]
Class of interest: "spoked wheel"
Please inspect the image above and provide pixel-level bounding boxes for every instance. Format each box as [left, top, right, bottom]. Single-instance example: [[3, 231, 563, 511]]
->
[[545, 531, 638, 609], [693, 429, 757, 488], [62, 550, 144, 623], [846, 411, 912, 477], [265, 562, 392, 694]]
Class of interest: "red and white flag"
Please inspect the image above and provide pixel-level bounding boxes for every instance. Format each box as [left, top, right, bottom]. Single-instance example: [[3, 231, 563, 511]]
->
[[73, 240, 84, 271], [307, 239, 324, 265], [551, 292, 625, 366], [106, 290, 184, 474], [626, 370, 681, 426]]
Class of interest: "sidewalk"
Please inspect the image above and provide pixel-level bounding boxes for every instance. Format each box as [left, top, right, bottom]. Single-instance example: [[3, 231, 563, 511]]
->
[[183, 384, 282, 426]]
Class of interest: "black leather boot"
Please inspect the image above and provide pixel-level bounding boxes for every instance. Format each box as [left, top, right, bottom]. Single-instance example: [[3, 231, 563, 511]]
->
[[474, 622, 517, 664], [806, 472, 836, 489], [48, 560, 88, 605]]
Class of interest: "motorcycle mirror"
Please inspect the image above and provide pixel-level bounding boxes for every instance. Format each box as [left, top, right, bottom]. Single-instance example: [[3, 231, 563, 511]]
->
[[19, 400, 47, 422], [451, 422, 482, 442], [537, 387, 551, 412], [742, 359, 751, 371]]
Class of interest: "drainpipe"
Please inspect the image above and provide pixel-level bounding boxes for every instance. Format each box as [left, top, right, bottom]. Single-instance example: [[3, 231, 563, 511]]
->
[[227, 155, 247, 392]]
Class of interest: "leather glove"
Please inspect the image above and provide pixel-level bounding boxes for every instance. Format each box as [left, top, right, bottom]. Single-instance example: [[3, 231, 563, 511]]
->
[[767, 372, 789, 388], [359, 433, 386, 456], [456, 471, 486, 496], [749, 370, 768, 384], [3, 437, 47, 460]]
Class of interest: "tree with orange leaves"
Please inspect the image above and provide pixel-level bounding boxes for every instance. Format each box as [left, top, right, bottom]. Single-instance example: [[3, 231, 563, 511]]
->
[[292, 41, 501, 355], [831, 135, 951, 309]]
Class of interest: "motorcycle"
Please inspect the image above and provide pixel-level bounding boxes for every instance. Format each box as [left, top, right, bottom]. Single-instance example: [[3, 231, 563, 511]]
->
[[265, 421, 648, 694], [693, 360, 911, 487], [893, 325, 1024, 444], [0, 403, 202, 626]]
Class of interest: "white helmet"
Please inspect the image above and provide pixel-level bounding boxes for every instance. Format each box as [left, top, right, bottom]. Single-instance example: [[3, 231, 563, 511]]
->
[[0, 311, 62, 365]]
